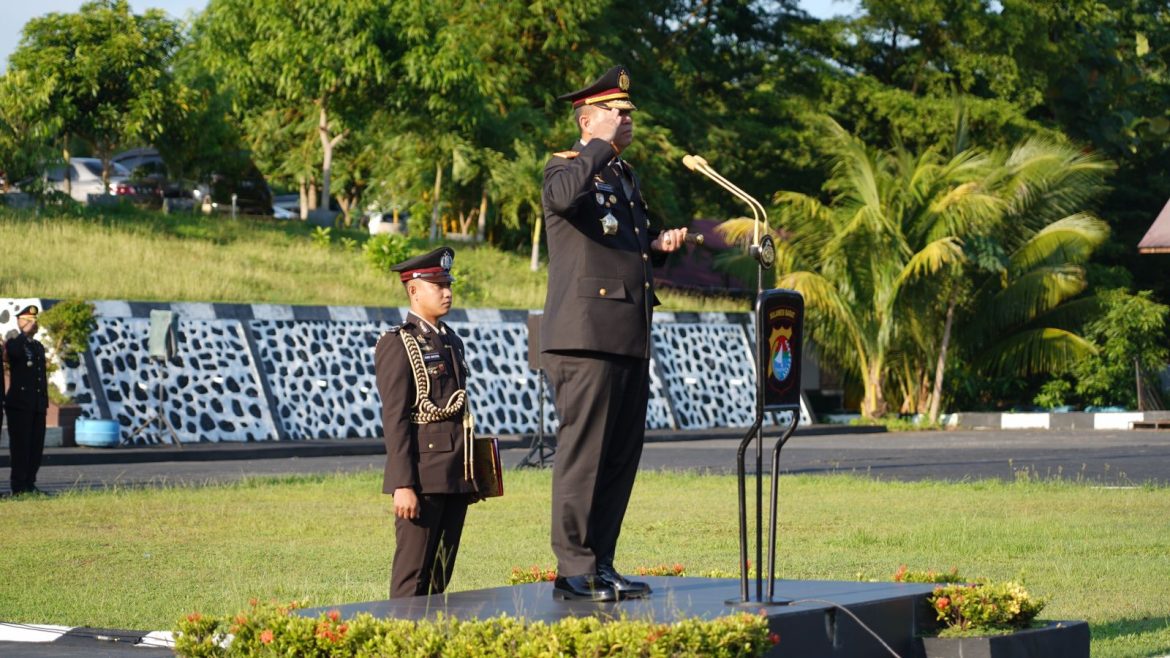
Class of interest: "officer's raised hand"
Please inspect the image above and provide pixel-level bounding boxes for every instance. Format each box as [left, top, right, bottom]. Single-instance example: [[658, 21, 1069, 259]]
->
[[586, 107, 623, 144]]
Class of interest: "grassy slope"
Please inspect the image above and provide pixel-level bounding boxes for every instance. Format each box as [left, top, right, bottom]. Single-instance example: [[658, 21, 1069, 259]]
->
[[0, 471, 1166, 657], [0, 207, 747, 312]]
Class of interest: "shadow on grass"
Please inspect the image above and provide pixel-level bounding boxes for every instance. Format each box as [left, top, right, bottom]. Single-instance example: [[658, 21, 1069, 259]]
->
[[1091, 615, 1170, 650]]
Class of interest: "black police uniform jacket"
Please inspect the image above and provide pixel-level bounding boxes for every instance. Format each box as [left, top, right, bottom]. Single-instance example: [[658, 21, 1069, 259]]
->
[[541, 139, 664, 360], [374, 313, 476, 496], [5, 333, 48, 412]]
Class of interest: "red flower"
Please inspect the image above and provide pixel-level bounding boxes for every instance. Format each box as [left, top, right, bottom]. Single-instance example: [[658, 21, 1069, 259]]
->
[[260, 629, 274, 645], [935, 597, 950, 610], [328, 609, 341, 622], [186, 613, 202, 623], [769, 632, 781, 645], [893, 565, 908, 582]]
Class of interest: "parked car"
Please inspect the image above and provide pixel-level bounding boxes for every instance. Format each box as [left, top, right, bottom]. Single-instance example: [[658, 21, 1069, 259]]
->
[[112, 148, 197, 211], [112, 147, 272, 216], [45, 157, 160, 205], [195, 166, 273, 216]]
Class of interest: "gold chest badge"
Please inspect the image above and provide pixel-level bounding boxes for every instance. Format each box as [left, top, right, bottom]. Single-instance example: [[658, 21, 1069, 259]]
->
[[600, 212, 619, 236]]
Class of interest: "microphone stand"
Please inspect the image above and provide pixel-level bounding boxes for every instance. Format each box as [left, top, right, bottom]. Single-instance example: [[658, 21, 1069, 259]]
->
[[683, 154, 792, 606]]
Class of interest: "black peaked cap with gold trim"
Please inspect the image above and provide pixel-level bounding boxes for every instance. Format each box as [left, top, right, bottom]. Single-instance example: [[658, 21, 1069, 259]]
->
[[391, 247, 456, 284], [16, 304, 39, 318], [557, 65, 636, 111]]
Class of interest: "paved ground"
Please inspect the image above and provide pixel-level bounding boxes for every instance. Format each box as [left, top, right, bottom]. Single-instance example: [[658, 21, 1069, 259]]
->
[[5, 425, 1170, 495], [2, 425, 1169, 656]]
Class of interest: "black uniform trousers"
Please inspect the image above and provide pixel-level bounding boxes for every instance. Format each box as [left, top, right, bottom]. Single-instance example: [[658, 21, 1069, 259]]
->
[[391, 493, 469, 598], [7, 406, 46, 494], [545, 350, 650, 577]]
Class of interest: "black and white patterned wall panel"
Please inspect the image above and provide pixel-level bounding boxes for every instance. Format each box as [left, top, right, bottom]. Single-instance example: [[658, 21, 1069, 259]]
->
[[249, 320, 383, 440], [90, 317, 276, 443], [652, 322, 757, 429], [2, 297, 808, 442], [451, 322, 554, 435], [646, 357, 676, 430]]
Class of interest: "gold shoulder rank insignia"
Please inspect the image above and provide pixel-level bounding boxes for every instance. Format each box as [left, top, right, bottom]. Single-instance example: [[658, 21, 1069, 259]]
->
[[553, 150, 580, 159]]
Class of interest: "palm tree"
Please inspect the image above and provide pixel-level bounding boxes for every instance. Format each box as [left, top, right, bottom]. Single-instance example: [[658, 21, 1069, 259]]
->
[[718, 118, 1111, 419]]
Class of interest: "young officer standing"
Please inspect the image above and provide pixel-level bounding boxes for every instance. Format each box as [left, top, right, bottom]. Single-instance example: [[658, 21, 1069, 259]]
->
[[374, 247, 477, 598]]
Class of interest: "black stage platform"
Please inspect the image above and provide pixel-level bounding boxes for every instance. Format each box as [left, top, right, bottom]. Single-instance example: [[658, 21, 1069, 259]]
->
[[304, 577, 939, 657]]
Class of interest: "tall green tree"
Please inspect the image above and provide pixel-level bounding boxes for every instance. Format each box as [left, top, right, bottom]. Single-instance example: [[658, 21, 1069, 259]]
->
[[5, 0, 183, 193], [383, 0, 607, 244], [191, 0, 398, 222], [0, 69, 56, 191]]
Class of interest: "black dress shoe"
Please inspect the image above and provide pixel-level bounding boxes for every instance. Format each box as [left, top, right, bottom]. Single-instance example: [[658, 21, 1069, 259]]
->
[[553, 575, 617, 602], [597, 564, 652, 599]]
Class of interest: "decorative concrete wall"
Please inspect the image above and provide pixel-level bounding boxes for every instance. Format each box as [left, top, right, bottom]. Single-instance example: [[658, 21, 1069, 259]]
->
[[2, 298, 814, 444]]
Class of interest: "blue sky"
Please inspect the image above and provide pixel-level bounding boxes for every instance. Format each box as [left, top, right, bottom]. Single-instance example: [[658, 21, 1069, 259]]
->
[[0, 0, 861, 72]]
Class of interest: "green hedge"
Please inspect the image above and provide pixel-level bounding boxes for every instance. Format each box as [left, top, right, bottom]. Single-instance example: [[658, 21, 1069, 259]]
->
[[174, 600, 778, 657]]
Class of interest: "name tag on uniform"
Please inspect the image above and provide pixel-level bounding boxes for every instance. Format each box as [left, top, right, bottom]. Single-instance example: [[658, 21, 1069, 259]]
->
[[594, 181, 615, 193], [423, 352, 442, 363]]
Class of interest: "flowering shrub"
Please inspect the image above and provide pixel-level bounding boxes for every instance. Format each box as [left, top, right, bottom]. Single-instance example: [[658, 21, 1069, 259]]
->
[[508, 563, 692, 583], [508, 565, 557, 584], [634, 563, 686, 577], [893, 564, 964, 584], [173, 599, 777, 657], [930, 581, 1046, 636], [893, 567, 1047, 636]]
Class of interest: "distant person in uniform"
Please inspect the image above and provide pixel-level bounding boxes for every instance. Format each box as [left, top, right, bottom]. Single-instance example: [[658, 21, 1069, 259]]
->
[[5, 305, 49, 496], [541, 65, 688, 601], [1, 327, 6, 490], [375, 246, 477, 598]]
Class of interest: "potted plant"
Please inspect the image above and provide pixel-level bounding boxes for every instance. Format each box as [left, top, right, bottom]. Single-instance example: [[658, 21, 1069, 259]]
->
[[36, 299, 97, 447], [894, 566, 1090, 658]]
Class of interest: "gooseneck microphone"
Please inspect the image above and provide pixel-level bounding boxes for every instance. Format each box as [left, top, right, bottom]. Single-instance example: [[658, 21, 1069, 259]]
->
[[682, 154, 772, 269]]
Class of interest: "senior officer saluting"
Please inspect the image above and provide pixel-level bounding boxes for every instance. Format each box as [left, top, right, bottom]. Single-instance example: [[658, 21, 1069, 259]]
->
[[541, 65, 688, 602], [5, 305, 49, 496], [375, 247, 478, 599]]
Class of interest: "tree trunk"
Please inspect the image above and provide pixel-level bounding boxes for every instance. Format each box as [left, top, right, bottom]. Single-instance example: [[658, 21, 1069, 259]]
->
[[477, 185, 489, 243], [308, 176, 318, 212], [927, 294, 957, 424], [318, 105, 335, 216], [1135, 357, 1145, 411], [430, 162, 443, 241], [861, 360, 887, 419], [530, 213, 543, 272], [298, 177, 309, 220], [62, 142, 72, 198]]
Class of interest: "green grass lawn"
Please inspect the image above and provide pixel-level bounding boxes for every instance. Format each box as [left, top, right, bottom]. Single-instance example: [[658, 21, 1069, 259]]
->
[[0, 207, 748, 312], [1, 471, 1167, 657]]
